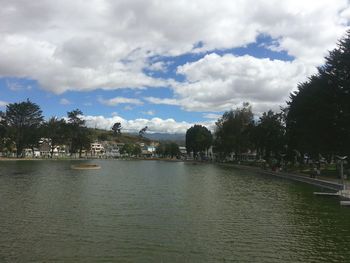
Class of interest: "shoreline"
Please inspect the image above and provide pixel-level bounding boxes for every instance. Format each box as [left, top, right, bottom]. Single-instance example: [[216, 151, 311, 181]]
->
[[2, 157, 349, 199]]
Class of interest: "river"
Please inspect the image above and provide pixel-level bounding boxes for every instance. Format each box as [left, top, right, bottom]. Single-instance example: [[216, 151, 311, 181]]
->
[[0, 160, 349, 262]]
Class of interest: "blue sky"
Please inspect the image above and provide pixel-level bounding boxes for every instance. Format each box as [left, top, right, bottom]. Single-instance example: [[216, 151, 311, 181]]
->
[[0, 1, 349, 132], [0, 35, 293, 121]]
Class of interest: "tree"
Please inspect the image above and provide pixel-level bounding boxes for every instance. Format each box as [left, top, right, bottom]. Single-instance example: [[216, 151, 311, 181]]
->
[[252, 110, 285, 160], [156, 142, 180, 158], [186, 125, 212, 158], [97, 133, 108, 141], [120, 143, 134, 156], [155, 143, 166, 157], [112, 122, 122, 136], [43, 117, 67, 158], [214, 103, 254, 160], [286, 30, 350, 158], [165, 142, 180, 158], [139, 126, 148, 137], [132, 144, 142, 156], [120, 143, 141, 156], [4, 99, 44, 157], [67, 109, 91, 157], [0, 111, 7, 151], [67, 109, 85, 127]]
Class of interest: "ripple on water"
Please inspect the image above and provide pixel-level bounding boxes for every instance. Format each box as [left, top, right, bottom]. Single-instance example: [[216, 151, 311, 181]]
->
[[0, 160, 350, 262]]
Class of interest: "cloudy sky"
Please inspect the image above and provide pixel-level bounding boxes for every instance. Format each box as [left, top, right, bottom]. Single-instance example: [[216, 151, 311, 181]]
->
[[0, 0, 349, 133]]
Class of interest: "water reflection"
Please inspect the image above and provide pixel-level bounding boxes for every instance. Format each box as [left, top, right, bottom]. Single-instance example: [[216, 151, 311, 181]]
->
[[0, 160, 349, 262]]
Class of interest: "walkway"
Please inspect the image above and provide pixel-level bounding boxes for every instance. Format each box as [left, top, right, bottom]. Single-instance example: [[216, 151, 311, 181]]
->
[[229, 164, 350, 199]]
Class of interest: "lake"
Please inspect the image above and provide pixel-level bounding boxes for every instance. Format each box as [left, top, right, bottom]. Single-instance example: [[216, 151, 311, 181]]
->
[[0, 160, 349, 262]]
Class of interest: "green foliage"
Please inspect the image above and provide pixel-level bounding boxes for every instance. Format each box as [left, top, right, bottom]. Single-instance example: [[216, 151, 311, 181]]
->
[[4, 99, 44, 157], [67, 109, 85, 127], [132, 144, 142, 156], [120, 143, 133, 155], [112, 122, 122, 136], [214, 103, 254, 159], [66, 109, 91, 157], [97, 133, 109, 141], [286, 30, 350, 157], [120, 143, 141, 156], [156, 142, 180, 158], [0, 111, 7, 152], [252, 110, 286, 159], [186, 125, 212, 157], [43, 117, 67, 157], [139, 126, 148, 137]]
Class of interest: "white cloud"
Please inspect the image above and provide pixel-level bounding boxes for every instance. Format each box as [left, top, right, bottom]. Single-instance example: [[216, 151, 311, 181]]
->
[[0, 0, 348, 97], [147, 53, 313, 113], [203, 113, 221, 119], [98, 96, 143, 106], [82, 114, 215, 133], [123, 105, 134, 111], [144, 97, 180, 106], [141, 110, 155, 116], [6, 80, 32, 91], [7, 81, 23, 91], [0, 100, 8, 107], [59, 98, 71, 105], [147, 61, 169, 72]]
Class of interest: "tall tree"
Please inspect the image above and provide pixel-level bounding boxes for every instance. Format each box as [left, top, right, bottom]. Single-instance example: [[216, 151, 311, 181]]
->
[[5, 99, 44, 157], [286, 30, 350, 158], [139, 126, 148, 137], [253, 110, 285, 159], [214, 103, 254, 159], [186, 125, 212, 157], [43, 117, 67, 158], [67, 109, 91, 157], [0, 111, 7, 153], [112, 122, 122, 136]]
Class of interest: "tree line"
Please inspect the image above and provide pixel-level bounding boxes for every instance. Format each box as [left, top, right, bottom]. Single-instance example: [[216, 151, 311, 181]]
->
[[185, 103, 285, 161], [186, 30, 350, 164], [0, 98, 154, 158], [0, 103, 92, 158]]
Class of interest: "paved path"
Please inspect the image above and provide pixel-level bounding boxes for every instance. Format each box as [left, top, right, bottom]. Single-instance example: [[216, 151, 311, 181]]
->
[[228, 164, 348, 193]]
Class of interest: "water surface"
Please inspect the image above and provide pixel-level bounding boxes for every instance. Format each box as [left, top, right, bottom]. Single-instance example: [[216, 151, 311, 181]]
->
[[0, 160, 349, 262]]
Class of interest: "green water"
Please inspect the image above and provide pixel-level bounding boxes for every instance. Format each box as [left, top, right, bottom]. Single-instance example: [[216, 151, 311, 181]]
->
[[0, 160, 349, 262]]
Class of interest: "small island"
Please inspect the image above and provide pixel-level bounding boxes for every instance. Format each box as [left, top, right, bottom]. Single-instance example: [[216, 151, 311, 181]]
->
[[71, 164, 101, 170]]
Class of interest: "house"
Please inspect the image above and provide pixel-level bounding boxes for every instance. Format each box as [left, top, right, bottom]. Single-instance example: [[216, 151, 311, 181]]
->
[[39, 139, 51, 158], [141, 149, 153, 158], [103, 142, 121, 158], [179, 146, 187, 159], [90, 142, 105, 156], [23, 148, 40, 158]]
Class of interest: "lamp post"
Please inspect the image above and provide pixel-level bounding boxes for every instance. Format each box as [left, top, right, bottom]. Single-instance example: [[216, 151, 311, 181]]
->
[[336, 156, 347, 190]]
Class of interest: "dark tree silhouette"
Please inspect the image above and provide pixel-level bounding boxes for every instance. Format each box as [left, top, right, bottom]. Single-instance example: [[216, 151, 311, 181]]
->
[[4, 99, 44, 157], [186, 125, 212, 158], [139, 126, 148, 137], [112, 122, 122, 135]]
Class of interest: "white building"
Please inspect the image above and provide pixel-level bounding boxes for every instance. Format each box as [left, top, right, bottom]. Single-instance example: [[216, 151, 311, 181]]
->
[[90, 142, 105, 156]]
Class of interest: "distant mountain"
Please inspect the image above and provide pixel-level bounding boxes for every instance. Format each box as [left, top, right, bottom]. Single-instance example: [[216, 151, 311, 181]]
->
[[144, 133, 185, 143], [89, 129, 185, 145]]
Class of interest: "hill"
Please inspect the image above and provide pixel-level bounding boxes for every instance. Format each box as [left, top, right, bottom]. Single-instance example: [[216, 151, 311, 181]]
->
[[144, 133, 185, 145], [88, 128, 153, 144]]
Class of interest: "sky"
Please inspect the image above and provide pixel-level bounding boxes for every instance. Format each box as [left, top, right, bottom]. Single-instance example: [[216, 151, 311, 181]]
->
[[0, 0, 350, 133]]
